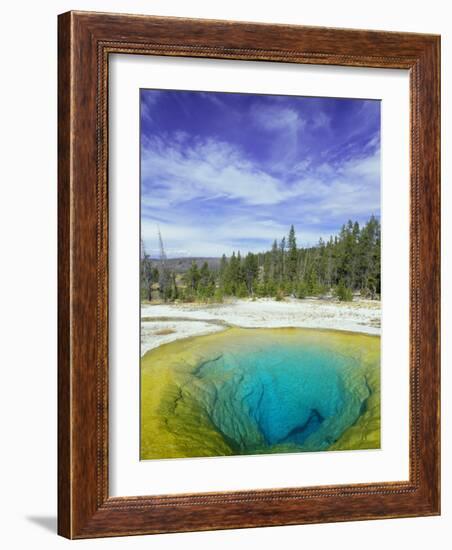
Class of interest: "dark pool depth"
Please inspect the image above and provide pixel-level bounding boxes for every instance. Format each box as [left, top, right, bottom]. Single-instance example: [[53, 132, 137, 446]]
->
[[194, 345, 369, 453]]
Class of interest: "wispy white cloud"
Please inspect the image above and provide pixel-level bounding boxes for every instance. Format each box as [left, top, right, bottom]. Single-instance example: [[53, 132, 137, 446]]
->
[[250, 103, 306, 168], [251, 104, 304, 133], [198, 92, 227, 108], [142, 135, 379, 206], [141, 133, 380, 256], [141, 136, 289, 206], [311, 110, 331, 130], [140, 90, 162, 122]]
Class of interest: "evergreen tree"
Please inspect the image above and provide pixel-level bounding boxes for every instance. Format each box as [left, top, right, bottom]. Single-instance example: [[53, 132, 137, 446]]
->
[[279, 237, 286, 283], [200, 261, 210, 288], [186, 261, 200, 292], [140, 240, 154, 301], [219, 254, 228, 289], [197, 261, 215, 300], [263, 252, 271, 287], [243, 252, 259, 295], [287, 224, 298, 284], [270, 239, 279, 284], [169, 271, 178, 300], [336, 279, 353, 301], [227, 252, 239, 295]]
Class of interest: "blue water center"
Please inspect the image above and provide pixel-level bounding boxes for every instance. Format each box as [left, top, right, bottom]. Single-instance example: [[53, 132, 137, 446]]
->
[[192, 341, 371, 453]]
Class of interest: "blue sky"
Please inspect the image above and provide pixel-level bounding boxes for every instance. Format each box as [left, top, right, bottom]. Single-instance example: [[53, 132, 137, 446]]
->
[[140, 89, 380, 258]]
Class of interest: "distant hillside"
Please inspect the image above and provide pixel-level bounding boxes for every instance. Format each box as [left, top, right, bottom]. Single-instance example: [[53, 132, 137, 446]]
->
[[150, 257, 222, 273]]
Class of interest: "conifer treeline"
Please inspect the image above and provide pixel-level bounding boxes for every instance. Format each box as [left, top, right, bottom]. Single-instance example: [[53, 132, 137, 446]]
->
[[141, 216, 380, 302]]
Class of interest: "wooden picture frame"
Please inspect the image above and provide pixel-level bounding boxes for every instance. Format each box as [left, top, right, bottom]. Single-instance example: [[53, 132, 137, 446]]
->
[[58, 10, 440, 539]]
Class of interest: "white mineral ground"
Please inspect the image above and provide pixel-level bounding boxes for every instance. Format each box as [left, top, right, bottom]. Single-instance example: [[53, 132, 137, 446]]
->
[[140, 297, 381, 356]]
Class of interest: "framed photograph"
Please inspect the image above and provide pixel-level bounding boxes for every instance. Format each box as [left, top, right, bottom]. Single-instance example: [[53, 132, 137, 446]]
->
[[58, 11, 440, 538]]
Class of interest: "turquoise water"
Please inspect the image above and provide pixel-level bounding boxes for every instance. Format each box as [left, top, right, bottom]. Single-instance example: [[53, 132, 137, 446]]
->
[[192, 342, 370, 454]]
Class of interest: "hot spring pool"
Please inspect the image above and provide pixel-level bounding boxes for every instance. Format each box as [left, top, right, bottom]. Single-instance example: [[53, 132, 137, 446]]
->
[[141, 327, 380, 459]]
